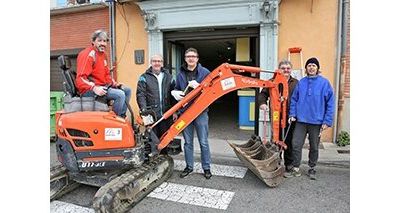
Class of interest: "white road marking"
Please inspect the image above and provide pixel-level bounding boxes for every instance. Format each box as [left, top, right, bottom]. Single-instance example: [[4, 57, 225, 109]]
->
[[50, 201, 94, 213], [174, 159, 247, 178], [147, 182, 235, 210], [51, 161, 244, 212]]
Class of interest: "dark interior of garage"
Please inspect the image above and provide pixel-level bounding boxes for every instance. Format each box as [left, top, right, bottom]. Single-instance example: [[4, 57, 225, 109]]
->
[[172, 37, 258, 140]]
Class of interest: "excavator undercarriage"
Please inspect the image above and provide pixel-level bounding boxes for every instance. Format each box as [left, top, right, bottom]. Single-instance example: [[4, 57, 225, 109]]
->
[[51, 155, 173, 213], [92, 155, 173, 213]]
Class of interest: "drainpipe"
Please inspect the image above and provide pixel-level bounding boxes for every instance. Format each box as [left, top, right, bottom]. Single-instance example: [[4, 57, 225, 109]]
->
[[107, 0, 116, 78], [273, 0, 279, 68], [274, 0, 280, 138], [333, 0, 344, 144]]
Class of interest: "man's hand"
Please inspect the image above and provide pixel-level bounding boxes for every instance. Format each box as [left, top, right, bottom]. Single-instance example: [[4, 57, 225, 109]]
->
[[188, 80, 200, 89], [109, 65, 115, 72], [173, 113, 178, 121], [115, 82, 123, 88], [111, 78, 123, 88], [171, 90, 184, 101], [259, 104, 268, 111], [288, 117, 296, 124], [93, 86, 107, 96], [321, 124, 328, 130]]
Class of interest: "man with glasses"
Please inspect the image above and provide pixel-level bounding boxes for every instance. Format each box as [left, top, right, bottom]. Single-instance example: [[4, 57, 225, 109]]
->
[[171, 47, 212, 179], [258, 59, 299, 177], [137, 54, 175, 138], [76, 29, 131, 118]]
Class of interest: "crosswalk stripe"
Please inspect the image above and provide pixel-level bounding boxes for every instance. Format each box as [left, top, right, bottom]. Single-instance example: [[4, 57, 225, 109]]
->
[[174, 159, 247, 178], [147, 182, 235, 210], [50, 201, 94, 213]]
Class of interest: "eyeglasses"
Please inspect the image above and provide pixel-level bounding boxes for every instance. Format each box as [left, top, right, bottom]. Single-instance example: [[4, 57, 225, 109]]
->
[[95, 39, 109, 43], [151, 60, 163, 63], [185, 55, 198, 58], [280, 67, 291, 70]]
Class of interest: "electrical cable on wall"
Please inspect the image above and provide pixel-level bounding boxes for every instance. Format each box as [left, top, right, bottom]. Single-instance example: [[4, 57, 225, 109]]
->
[[115, 3, 130, 69]]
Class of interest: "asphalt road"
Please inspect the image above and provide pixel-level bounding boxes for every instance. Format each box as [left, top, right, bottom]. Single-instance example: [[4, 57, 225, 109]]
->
[[50, 144, 349, 213]]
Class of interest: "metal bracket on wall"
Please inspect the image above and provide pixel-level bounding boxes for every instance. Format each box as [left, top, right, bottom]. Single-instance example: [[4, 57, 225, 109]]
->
[[310, 0, 314, 13], [134, 50, 145, 65]]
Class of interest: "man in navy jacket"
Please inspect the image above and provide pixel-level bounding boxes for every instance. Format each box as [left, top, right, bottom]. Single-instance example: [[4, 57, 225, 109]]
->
[[286, 57, 335, 180], [171, 48, 212, 179]]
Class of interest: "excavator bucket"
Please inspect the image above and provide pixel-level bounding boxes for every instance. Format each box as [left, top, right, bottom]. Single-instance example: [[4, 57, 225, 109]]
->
[[228, 135, 285, 187]]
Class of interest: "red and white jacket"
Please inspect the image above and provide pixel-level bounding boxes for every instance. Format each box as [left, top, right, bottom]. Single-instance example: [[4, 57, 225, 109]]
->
[[75, 46, 116, 95]]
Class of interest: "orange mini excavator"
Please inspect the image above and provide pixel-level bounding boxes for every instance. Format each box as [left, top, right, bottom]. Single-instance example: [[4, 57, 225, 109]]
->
[[51, 56, 288, 213]]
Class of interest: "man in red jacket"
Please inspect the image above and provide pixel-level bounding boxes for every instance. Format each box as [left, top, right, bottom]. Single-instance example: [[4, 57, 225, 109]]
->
[[76, 29, 131, 118]]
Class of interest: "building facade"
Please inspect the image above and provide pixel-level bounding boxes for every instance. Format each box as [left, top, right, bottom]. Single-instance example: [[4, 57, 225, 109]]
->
[[50, 0, 109, 91], [49, 0, 350, 142], [113, 0, 348, 142]]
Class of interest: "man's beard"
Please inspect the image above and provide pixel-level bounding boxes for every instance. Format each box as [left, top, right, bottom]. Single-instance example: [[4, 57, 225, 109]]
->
[[97, 45, 106, 52]]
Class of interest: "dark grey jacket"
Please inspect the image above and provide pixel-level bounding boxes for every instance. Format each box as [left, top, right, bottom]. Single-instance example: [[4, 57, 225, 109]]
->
[[136, 67, 175, 119], [258, 76, 298, 123]]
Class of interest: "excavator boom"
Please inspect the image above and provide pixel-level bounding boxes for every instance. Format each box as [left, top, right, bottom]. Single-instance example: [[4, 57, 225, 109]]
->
[[158, 63, 288, 150], [156, 63, 289, 187]]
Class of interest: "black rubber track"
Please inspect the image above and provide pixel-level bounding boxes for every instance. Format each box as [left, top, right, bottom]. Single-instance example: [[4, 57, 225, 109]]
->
[[92, 155, 174, 213], [50, 164, 80, 200]]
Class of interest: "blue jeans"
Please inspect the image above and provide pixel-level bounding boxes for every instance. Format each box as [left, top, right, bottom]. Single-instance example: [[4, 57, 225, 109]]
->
[[182, 111, 211, 171], [82, 86, 131, 117]]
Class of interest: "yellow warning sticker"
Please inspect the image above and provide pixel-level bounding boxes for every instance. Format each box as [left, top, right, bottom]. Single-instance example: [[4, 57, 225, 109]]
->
[[273, 111, 279, 121], [175, 120, 186, 130]]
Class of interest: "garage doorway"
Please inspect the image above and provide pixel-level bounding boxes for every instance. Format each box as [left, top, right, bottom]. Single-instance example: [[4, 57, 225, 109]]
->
[[164, 27, 260, 140]]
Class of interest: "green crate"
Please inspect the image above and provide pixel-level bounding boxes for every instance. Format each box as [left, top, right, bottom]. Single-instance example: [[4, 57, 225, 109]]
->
[[50, 91, 63, 141], [50, 91, 64, 113], [50, 113, 56, 141]]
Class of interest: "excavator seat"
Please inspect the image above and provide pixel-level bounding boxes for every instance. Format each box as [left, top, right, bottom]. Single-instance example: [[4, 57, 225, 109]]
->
[[58, 55, 78, 97], [57, 55, 109, 113]]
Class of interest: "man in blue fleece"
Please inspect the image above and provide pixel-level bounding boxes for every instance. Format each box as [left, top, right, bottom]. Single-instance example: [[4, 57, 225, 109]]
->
[[285, 57, 335, 180]]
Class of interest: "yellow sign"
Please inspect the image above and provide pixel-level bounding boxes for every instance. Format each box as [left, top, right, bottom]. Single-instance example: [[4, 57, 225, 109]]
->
[[175, 120, 186, 130], [273, 111, 279, 121], [249, 102, 255, 121], [236, 37, 250, 62]]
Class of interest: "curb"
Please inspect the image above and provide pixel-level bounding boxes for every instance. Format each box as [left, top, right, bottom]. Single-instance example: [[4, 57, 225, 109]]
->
[[315, 161, 350, 168], [179, 152, 350, 169]]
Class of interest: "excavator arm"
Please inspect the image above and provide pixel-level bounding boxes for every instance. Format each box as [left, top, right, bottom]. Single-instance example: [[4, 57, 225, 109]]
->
[[156, 63, 288, 150]]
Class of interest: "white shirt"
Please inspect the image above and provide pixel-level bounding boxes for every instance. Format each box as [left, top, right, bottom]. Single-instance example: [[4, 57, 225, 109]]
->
[[152, 72, 164, 111]]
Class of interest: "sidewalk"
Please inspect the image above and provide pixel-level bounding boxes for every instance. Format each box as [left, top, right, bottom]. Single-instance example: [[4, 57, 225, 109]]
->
[[50, 137, 350, 168], [173, 136, 350, 168]]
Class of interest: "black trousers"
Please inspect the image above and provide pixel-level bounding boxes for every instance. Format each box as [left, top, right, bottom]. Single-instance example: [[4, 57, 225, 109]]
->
[[291, 122, 322, 168], [283, 121, 296, 168], [150, 117, 173, 154]]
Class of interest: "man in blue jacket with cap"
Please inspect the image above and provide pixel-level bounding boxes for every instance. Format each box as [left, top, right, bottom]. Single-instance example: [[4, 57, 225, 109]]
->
[[285, 57, 335, 180]]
